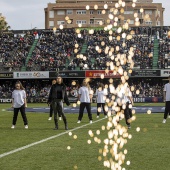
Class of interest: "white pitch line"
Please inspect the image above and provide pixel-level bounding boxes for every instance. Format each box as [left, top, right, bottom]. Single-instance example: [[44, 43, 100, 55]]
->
[[0, 117, 106, 159]]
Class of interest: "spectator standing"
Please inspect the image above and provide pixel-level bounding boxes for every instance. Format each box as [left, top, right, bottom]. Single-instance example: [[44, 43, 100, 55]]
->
[[77, 79, 93, 123], [11, 81, 28, 129], [163, 75, 170, 123], [48, 76, 70, 130]]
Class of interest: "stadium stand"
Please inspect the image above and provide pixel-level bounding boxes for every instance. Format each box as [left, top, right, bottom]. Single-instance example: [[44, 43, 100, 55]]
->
[[26, 29, 84, 71], [0, 32, 35, 71], [0, 26, 170, 71]]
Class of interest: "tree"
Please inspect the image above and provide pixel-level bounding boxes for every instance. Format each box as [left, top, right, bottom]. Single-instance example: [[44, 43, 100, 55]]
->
[[0, 14, 10, 31]]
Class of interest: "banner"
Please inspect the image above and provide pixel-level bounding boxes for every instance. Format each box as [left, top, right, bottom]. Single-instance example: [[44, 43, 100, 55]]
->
[[49, 71, 85, 78], [133, 97, 163, 103], [0, 72, 13, 79], [130, 70, 160, 77], [13, 72, 49, 79], [133, 98, 145, 103], [26, 97, 78, 103], [0, 99, 12, 103], [161, 70, 170, 77], [85, 70, 121, 78], [0, 97, 163, 103]]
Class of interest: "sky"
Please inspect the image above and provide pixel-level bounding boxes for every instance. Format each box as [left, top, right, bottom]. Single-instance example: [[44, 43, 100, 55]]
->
[[0, 0, 169, 30]]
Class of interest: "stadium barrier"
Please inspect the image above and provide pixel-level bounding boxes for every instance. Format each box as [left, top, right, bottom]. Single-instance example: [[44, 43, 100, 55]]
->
[[0, 70, 170, 79], [0, 97, 78, 103], [0, 97, 163, 103]]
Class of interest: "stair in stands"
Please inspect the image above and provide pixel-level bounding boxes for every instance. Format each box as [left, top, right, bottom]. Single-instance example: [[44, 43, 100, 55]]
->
[[81, 42, 87, 54], [152, 39, 159, 69], [65, 58, 70, 68], [91, 58, 95, 64], [21, 39, 39, 71], [73, 42, 88, 70]]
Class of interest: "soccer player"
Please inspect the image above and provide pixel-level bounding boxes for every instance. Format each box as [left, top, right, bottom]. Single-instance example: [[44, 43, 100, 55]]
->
[[48, 76, 70, 130], [48, 79, 62, 121], [77, 79, 93, 123], [96, 83, 108, 118], [11, 81, 28, 129], [162, 75, 170, 123]]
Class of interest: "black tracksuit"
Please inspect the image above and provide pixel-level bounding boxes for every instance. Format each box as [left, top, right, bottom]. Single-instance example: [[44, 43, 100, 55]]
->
[[48, 83, 70, 129]]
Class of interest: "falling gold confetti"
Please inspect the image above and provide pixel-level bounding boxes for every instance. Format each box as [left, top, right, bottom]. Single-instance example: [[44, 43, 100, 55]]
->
[[68, 132, 72, 136], [67, 146, 71, 150], [147, 110, 152, 114], [73, 135, 77, 139], [136, 127, 140, 132]]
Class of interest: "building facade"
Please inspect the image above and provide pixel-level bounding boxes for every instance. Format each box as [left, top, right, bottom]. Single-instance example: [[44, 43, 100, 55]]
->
[[44, 0, 164, 29]]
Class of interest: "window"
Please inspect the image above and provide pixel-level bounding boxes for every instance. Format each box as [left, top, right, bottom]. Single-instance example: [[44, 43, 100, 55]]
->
[[145, 21, 152, 25], [90, 10, 93, 14], [129, 20, 134, 25], [156, 21, 161, 26], [145, 10, 152, 15], [96, 20, 102, 24], [49, 11, 54, 18], [139, 19, 144, 24], [76, 10, 86, 15], [57, 21, 65, 25], [76, 20, 86, 24], [90, 19, 94, 24], [49, 21, 54, 27], [68, 19, 73, 24], [97, 10, 102, 15], [57, 10, 65, 15], [136, 9, 140, 14], [67, 10, 73, 15], [124, 11, 134, 14]]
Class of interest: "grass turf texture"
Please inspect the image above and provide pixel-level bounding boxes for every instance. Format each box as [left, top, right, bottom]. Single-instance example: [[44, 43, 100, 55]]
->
[[0, 103, 170, 170]]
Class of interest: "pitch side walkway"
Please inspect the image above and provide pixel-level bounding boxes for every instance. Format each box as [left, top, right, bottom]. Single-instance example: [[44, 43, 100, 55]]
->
[[7, 106, 164, 113]]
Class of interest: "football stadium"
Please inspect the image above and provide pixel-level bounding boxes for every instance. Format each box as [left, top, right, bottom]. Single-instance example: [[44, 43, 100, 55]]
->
[[0, 0, 170, 170]]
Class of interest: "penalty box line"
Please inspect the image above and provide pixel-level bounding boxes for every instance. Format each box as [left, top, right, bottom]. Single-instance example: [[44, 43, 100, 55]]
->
[[0, 117, 106, 159]]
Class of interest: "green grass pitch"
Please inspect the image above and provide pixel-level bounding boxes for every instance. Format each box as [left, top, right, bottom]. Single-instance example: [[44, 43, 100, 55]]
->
[[0, 103, 170, 170]]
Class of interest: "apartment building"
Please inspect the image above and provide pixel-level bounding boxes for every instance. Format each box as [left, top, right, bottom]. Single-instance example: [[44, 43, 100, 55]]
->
[[44, 0, 164, 29]]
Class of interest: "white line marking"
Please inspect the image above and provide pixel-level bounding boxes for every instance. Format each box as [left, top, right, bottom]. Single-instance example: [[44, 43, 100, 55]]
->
[[0, 117, 106, 159]]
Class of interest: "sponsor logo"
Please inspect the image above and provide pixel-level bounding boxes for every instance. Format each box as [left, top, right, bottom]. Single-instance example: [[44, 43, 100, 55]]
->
[[0, 99, 12, 103]]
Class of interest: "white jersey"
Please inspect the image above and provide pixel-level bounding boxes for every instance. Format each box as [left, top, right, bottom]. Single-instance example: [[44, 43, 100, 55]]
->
[[164, 83, 170, 101], [79, 86, 92, 103], [96, 88, 107, 103], [117, 85, 132, 103], [12, 90, 26, 108], [124, 87, 132, 103]]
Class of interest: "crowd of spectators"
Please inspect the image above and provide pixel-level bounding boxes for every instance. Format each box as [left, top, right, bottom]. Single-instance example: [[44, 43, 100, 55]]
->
[[82, 27, 155, 70], [129, 79, 163, 98], [157, 27, 170, 69], [0, 79, 164, 100], [27, 29, 84, 71], [0, 26, 170, 71], [0, 32, 35, 71]]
